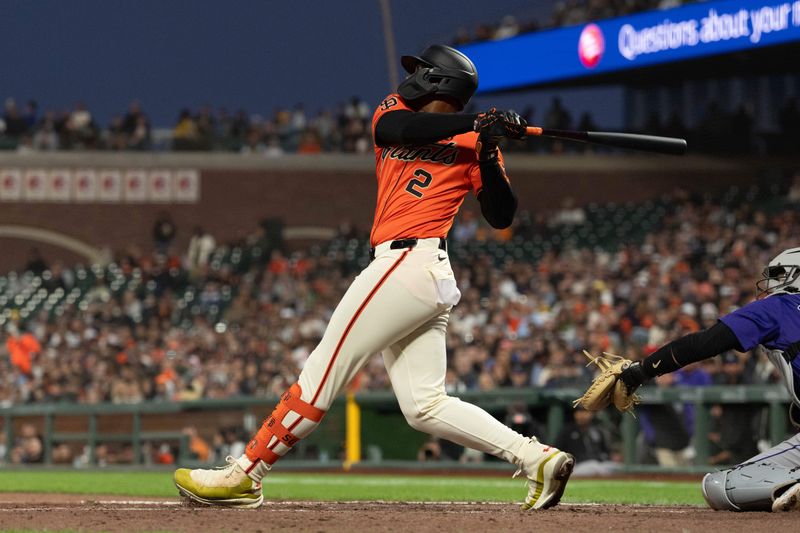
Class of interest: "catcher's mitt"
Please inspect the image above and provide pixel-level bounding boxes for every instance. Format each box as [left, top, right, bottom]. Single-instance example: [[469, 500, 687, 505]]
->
[[572, 350, 641, 414]]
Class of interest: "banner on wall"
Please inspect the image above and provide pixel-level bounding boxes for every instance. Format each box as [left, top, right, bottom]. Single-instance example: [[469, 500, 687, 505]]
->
[[48, 169, 72, 202], [0, 168, 22, 201], [23, 169, 48, 201], [0, 168, 201, 203], [73, 169, 97, 202], [148, 169, 173, 202], [124, 170, 148, 202], [174, 169, 200, 203], [98, 170, 123, 202]]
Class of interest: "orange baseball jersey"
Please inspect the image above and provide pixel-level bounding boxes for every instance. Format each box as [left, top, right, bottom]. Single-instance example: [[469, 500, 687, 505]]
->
[[369, 93, 505, 247]]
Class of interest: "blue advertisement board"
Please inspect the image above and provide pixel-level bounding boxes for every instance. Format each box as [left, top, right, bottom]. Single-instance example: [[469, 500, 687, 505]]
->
[[460, 0, 800, 92]]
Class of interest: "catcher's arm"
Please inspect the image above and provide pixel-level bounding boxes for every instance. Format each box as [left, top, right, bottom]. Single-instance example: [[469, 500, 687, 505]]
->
[[619, 321, 743, 393], [574, 322, 742, 414]]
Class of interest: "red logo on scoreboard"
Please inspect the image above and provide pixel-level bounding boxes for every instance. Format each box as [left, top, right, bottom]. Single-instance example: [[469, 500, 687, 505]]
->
[[578, 23, 604, 69]]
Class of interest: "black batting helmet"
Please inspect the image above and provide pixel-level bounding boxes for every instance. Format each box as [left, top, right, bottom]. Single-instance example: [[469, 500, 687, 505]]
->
[[397, 44, 478, 110]]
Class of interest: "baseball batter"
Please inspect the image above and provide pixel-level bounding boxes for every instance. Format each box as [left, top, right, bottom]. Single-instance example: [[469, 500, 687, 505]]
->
[[174, 44, 575, 510], [604, 247, 800, 512]]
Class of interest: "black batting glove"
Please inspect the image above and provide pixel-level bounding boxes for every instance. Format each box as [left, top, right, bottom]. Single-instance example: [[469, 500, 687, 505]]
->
[[619, 361, 651, 395], [474, 109, 527, 160]]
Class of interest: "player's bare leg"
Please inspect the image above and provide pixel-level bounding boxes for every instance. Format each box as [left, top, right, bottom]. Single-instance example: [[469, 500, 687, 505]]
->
[[382, 307, 574, 510]]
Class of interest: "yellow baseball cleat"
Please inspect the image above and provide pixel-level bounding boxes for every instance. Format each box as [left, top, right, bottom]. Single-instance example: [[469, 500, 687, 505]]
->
[[514, 439, 575, 511], [174, 456, 264, 509]]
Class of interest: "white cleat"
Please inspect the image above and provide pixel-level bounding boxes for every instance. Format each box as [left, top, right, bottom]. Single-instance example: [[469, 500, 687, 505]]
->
[[514, 438, 575, 510]]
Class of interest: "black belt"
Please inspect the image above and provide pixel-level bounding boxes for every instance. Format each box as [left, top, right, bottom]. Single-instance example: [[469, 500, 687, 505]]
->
[[369, 237, 447, 260]]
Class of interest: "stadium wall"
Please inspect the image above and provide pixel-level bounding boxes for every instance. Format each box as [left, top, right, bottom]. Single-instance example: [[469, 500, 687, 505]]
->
[[0, 152, 780, 273]]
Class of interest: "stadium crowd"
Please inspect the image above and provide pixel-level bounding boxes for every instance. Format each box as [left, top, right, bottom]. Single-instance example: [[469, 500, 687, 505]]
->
[[2, 96, 374, 155], [1, 184, 798, 465], [1, 187, 794, 411], [6, 94, 796, 157]]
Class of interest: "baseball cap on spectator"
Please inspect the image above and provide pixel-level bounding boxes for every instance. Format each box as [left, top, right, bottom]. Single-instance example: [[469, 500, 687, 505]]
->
[[721, 352, 740, 365], [700, 303, 719, 321], [680, 302, 697, 317]]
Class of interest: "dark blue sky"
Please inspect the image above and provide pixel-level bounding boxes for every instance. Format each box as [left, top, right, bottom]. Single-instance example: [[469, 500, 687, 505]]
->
[[3, 0, 622, 127]]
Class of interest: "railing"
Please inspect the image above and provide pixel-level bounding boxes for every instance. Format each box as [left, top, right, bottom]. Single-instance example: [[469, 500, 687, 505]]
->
[[0, 385, 792, 471]]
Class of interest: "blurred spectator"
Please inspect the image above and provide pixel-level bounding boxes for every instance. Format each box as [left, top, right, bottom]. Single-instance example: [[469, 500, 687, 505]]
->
[[3, 98, 28, 138], [708, 403, 759, 465], [638, 375, 691, 467], [23, 100, 38, 130], [32, 111, 59, 150], [493, 15, 520, 40], [554, 407, 619, 476], [65, 102, 97, 148], [184, 426, 211, 462], [544, 97, 571, 130], [173, 109, 200, 150], [10, 423, 43, 464], [543, 97, 571, 154], [187, 226, 216, 272], [25, 247, 49, 275], [52, 442, 74, 464], [417, 436, 463, 462], [153, 212, 177, 254], [418, 437, 443, 461], [550, 196, 586, 226], [6, 324, 41, 375], [155, 443, 175, 464], [122, 100, 151, 149], [788, 173, 800, 204]]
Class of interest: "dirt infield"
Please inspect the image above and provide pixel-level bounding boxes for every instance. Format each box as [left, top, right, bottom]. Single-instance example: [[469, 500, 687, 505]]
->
[[0, 494, 794, 533]]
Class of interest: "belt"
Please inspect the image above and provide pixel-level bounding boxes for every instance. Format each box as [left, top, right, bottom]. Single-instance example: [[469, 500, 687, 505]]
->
[[369, 237, 447, 260]]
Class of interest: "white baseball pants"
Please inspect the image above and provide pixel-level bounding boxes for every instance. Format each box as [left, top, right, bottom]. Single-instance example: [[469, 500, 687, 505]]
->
[[276, 237, 529, 464]]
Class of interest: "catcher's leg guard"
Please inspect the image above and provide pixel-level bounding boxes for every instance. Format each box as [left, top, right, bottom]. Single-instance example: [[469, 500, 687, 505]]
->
[[702, 464, 800, 511], [244, 383, 325, 478]]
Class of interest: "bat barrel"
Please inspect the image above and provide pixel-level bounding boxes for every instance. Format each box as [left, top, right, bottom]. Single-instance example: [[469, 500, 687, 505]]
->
[[585, 131, 687, 155], [524, 126, 687, 155]]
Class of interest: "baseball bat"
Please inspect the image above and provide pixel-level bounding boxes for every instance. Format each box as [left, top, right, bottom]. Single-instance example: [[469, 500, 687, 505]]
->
[[525, 126, 687, 155]]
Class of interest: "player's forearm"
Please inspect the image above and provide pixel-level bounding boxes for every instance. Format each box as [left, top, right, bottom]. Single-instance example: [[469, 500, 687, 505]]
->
[[477, 159, 517, 229], [642, 321, 742, 377], [374, 110, 477, 146], [620, 321, 743, 391]]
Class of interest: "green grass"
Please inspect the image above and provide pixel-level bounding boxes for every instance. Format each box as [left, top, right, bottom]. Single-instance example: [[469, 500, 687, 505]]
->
[[0, 470, 705, 506]]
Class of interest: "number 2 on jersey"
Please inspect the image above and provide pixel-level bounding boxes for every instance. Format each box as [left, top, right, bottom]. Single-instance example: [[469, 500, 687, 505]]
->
[[405, 169, 432, 198]]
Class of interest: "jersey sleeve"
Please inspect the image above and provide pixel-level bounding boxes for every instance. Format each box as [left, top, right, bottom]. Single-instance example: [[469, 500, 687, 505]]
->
[[467, 149, 507, 197], [719, 298, 782, 351], [371, 94, 412, 137]]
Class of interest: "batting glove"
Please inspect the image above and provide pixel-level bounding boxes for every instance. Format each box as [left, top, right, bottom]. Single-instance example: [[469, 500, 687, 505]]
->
[[474, 109, 527, 160]]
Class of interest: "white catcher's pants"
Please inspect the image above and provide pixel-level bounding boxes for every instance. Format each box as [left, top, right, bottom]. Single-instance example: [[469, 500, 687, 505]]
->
[[283, 238, 528, 464]]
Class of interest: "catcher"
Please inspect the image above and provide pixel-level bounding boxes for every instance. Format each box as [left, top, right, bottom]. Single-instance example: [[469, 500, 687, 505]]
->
[[575, 247, 800, 512]]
